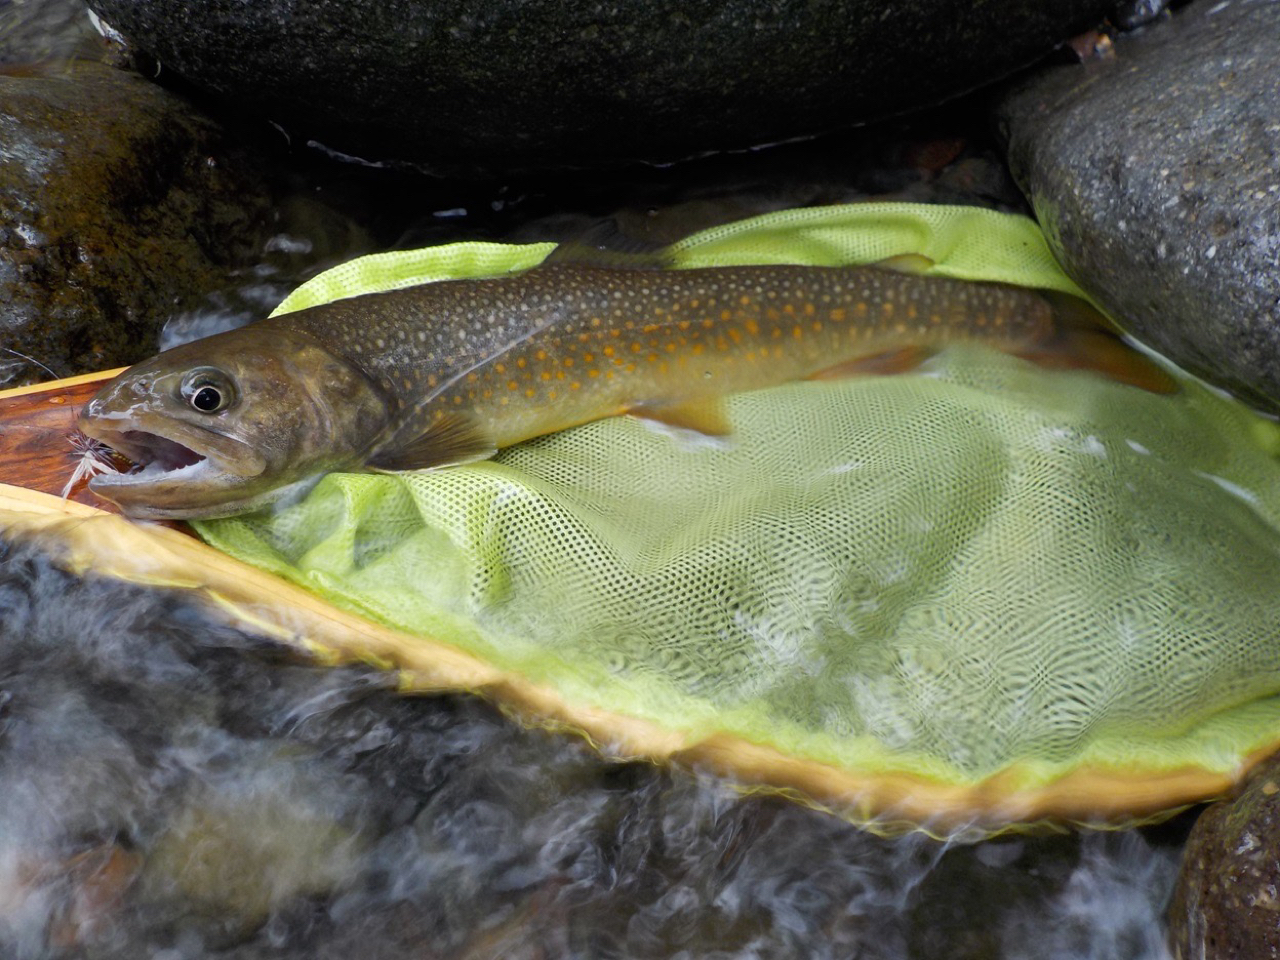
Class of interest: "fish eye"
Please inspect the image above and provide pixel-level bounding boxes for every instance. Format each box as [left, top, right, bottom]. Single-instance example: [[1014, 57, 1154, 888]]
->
[[180, 368, 236, 414]]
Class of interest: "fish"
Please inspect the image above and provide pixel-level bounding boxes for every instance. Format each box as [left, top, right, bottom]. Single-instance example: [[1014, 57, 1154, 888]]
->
[[77, 257, 1171, 520]]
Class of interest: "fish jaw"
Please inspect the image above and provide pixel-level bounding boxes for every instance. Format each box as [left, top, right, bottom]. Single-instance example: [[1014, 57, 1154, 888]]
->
[[77, 414, 273, 520]]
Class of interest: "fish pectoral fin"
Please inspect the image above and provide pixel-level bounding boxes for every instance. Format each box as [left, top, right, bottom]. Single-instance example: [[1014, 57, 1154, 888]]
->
[[806, 345, 937, 381], [366, 412, 498, 472], [627, 398, 733, 436]]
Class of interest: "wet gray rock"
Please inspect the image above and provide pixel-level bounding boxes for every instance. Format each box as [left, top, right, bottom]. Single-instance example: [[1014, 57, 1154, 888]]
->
[[1168, 754, 1280, 959], [86, 0, 1112, 175], [999, 0, 1280, 412], [0, 60, 275, 386]]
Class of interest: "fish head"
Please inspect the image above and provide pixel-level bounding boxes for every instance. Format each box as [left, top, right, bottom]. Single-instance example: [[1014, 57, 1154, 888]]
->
[[78, 326, 392, 520]]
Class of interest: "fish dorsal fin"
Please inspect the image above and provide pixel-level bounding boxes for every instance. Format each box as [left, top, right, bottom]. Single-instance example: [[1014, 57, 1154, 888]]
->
[[627, 398, 733, 437], [367, 411, 498, 472], [873, 253, 936, 275], [544, 218, 673, 271]]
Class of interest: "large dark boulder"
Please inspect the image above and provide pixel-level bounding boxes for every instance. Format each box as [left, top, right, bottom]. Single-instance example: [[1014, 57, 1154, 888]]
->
[[85, 0, 1112, 175], [999, 0, 1280, 412], [0, 60, 275, 386], [1169, 753, 1280, 959]]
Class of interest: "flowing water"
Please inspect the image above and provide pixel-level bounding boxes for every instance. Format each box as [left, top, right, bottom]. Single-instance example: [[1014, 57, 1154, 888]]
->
[[0, 2, 1197, 956], [0, 537, 1186, 959]]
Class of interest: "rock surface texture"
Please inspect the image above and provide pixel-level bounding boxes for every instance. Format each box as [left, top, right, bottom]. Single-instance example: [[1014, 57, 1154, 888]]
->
[[85, 0, 1111, 174], [1000, 0, 1280, 412], [0, 61, 274, 386], [1169, 753, 1280, 959]]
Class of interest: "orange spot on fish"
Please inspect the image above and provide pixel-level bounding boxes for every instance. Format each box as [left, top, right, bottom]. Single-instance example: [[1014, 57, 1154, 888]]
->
[[495, 363, 506, 374], [583, 352, 596, 363], [881, 303, 894, 318], [727, 328, 741, 344], [665, 342, 677, 353], [643, 323, 660, 333], [792, 325, 803, 339], [739, 295, 751, 306], [525, 388, 536, 398], [507, 380, 518, 390], [691, 343, 705, 356], [804, 303, 815, 316], [703, 318, 715, 329], [678, 320, 691, 331], [541, 371, 552, 381], [830, 308, 846, 322], [536, 349, 547, 361], [812, 321, 822, 332], [466, 372, 478, 383], [630, 343, 643, 353], [563, 357, 574, 367], [517, 358, 527, 369], [744, 319, 759, 335], [647, 353, 658, 362], [570, 381, 581, 390], [783, 304, 795, 315], [603, 346, 615, 357], [587, 369, 600, 378], [855, 303, 868, 318]]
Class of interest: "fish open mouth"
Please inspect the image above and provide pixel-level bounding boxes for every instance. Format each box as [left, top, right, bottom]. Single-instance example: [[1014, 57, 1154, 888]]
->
[[97, 430, 207, 478], [108, 430, 207, 476]]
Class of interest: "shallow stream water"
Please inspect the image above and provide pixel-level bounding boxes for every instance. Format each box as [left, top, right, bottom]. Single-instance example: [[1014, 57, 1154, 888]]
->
[[0, 537, 1187, 959]]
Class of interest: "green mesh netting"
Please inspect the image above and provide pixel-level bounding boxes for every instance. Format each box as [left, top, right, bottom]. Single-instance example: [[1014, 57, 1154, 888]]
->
[[196, 205, 1280, 803]]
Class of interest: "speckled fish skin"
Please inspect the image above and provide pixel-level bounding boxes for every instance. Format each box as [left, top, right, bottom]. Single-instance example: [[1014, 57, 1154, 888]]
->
[[80, 261, 1059, 520], [291, 263, 1053, 451]]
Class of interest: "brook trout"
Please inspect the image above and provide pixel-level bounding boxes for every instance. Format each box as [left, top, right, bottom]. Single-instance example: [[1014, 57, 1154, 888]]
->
[[78, 259, 1166, 519]]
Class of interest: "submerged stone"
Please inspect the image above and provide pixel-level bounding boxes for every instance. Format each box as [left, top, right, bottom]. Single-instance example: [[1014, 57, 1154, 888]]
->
[[1168, 754, 1280, 960], [999, 0, 1280, 412], [85, 0, 1112, 174]]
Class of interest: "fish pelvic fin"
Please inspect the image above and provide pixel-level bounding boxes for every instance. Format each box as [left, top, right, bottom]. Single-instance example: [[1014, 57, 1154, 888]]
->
[[366, 411, 498, 472], [627, 398, 733, 437], [806, 345, 938, 381]]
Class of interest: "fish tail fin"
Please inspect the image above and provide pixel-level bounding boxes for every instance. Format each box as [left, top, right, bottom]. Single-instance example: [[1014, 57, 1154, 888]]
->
[[1019, 291, 1179, 395]]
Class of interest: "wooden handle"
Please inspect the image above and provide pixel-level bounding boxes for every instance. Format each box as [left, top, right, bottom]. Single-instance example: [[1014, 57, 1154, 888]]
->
[[0, 369, 126, 511]]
